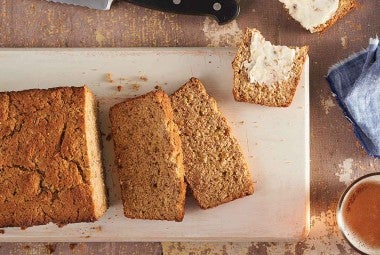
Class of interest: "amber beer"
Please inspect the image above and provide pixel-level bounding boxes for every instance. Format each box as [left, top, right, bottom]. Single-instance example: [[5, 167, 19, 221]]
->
[[337, 173, 380, 254]]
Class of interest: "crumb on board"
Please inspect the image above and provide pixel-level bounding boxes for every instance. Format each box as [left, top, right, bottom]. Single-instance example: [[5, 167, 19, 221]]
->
[[131, 83, 140, 91], [155, 85, 162, 90], [91, 226, 102, 232], [139, 75, 148, 81], [106, 133, 112, 141], [238, 121, 244, 125], [164, 82, 168, 85], [20, 226, 28, 230], [0, 229, 4, 234], [117, 85, 123, 92], [106, 73, 114, 83]]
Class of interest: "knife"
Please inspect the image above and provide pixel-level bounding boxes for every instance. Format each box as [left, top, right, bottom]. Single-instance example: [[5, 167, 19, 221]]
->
[[47, 0, 240, 25]]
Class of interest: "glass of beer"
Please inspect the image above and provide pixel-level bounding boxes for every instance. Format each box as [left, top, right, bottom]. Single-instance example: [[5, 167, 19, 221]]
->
[[337, 173, 380, 254]]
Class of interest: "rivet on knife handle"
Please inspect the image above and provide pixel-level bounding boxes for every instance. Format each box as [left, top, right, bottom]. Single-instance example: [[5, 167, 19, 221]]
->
[[127, 0, 240, 25]]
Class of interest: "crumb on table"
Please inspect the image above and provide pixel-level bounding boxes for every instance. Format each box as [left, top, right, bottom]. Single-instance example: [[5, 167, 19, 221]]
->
[[117, 85, 123, 92]]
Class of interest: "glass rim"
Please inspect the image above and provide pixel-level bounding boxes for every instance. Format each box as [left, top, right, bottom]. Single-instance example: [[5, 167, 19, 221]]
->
[[336, 172, 380, 255]]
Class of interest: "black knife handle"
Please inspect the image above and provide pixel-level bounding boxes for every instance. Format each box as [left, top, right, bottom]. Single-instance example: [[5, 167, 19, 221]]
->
[[127, 0, 240, 24]]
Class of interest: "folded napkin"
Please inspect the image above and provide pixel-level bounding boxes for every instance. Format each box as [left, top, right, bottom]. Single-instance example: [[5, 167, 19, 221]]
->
[[327, 37, 380, 157]]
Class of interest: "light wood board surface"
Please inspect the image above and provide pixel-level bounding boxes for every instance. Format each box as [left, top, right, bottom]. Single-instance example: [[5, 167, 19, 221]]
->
[[0, 48, 309, 242]]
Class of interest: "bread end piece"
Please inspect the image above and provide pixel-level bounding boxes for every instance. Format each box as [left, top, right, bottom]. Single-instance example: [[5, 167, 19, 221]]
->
[[0, 86, 108, 228], [313, 0, 356, 33], [232, 28, 308, 107]]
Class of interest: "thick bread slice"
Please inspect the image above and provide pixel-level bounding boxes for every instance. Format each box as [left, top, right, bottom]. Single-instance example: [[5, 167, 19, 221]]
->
[[280, 0, 356, 33], [313, 0, 356, 33], [109, 90, 186, 222], [0, 86, 108, 228], [171, 78, 254, 209], [232, 28, 308, 107]]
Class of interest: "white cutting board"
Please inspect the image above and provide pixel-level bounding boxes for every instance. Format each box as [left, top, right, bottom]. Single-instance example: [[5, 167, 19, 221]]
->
[[0, 48, 309, 242]]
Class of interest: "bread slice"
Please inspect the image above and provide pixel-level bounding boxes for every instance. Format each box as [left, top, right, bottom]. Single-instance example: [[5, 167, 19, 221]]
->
[[171, 78, 254, 209], [313, 0, 356, 33], [280, 0, 356, 33], [109, 90, 186, 221], [0, 86, 108, 228], [232, 28, 308, 107]]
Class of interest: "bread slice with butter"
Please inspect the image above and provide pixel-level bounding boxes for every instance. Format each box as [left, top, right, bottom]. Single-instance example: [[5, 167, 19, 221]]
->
[[232, 28, 308, 107], [279, 0, 356, 33]]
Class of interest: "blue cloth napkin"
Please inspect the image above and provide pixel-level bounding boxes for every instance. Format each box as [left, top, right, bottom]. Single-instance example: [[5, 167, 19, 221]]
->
[[327, 37, 380, 157]]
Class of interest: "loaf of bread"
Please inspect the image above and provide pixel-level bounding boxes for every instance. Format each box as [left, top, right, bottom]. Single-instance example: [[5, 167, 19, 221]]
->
[[232, 28, 308, 107], [171, 78, 254, 209], [279, 0, 356, 33], [0, 86, 108, 228], [109, 90, 186, 222]]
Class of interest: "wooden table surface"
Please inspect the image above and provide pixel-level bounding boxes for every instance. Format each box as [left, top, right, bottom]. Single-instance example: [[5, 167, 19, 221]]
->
[[0, 0, 379, 254]]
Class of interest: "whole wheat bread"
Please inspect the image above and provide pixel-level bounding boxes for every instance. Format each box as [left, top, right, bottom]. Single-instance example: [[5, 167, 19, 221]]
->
[[280, 0, 356, 33], [232, 28, 308, 107], [171, 78, 254, 209], [109, 90, 186, 221], [0, 86, 108, 228]]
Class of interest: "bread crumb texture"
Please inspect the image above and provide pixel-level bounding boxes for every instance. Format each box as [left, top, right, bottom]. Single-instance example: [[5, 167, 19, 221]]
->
[[171, 78, 254, 209], [0, 86, 107, 228], [232, 28, 308, 107], [109, 90, 186, 221]]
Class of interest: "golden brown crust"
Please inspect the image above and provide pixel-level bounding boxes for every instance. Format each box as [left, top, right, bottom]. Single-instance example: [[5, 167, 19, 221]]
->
[[232, 28, 308, 107], [109, 90, 186, 222], [0, 86, 107, 228], [313, 0, 356, 33], [171, 78, 254, 209]]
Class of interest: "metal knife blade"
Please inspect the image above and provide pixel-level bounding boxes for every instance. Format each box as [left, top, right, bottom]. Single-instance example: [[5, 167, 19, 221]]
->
[[47, 0, 113, 10]]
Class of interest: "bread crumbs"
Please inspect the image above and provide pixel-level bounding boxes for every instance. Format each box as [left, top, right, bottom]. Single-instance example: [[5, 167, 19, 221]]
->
[[117, 85, 123, 92], [106, 73, 114, 83], [131, 83, 140, 91], [139, 75, 148, 81], [91, 226, 102, 232]]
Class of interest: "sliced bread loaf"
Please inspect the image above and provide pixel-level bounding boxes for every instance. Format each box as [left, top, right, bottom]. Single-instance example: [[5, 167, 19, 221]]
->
[[109, 90, 186, 221], [171, 78, 254, 209], [232, 28, 308, 107], [279, 0, 356, 33]]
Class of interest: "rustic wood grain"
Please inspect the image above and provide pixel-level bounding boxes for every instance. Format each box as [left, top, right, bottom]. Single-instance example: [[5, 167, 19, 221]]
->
[[0, 0, 379, 254]]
